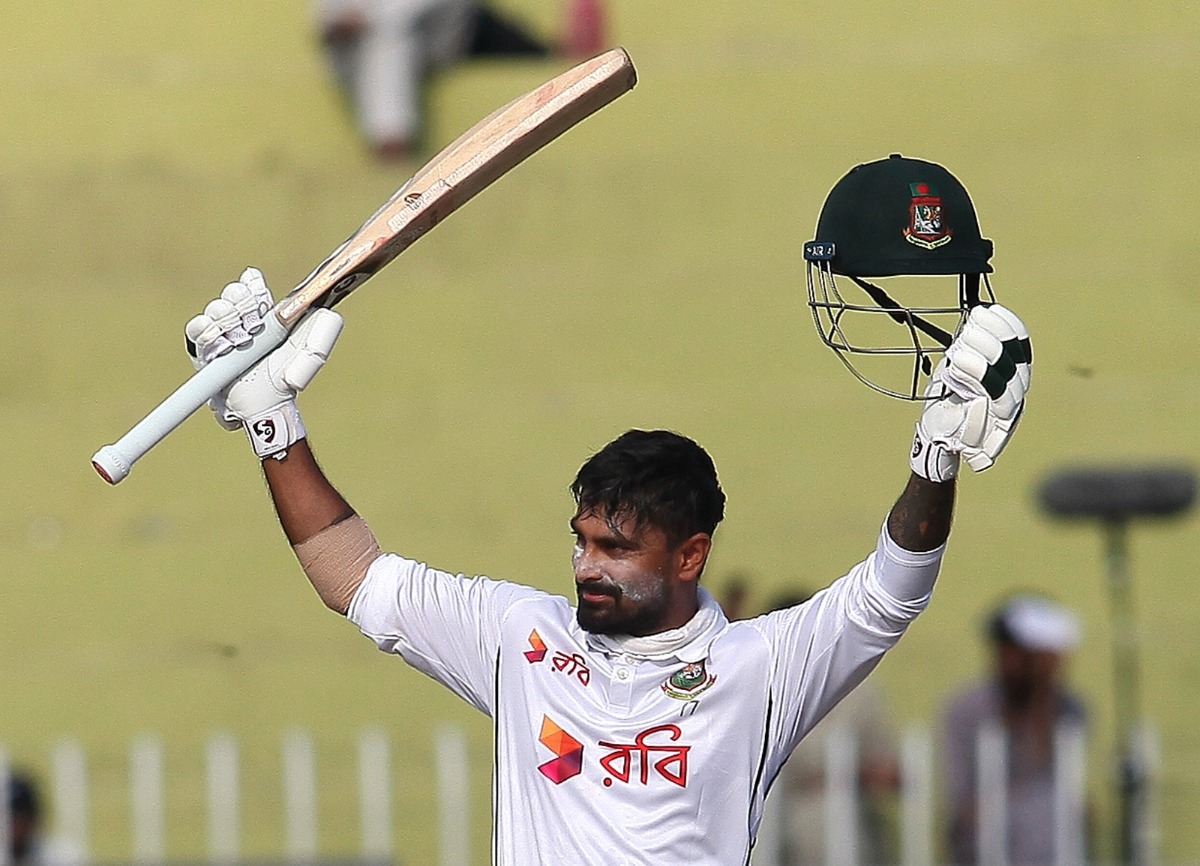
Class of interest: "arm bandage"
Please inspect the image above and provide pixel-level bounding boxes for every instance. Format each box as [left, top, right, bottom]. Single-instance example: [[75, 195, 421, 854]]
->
[[293, 514, 382, 615]]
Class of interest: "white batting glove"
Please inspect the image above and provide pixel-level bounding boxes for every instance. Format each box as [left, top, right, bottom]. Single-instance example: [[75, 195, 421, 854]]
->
[[185, 267, 344, 459], [910, 304, 1031, 482]]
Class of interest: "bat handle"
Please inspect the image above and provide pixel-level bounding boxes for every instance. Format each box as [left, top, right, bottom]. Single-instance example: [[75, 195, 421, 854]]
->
[[91, 317, 291, 484]]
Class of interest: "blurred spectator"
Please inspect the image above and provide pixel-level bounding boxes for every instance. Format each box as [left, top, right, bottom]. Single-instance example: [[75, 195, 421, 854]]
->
[[5, 772, 83, 866], [7, 773, 40, 864], [767, 592, 901, 865], [314, 0, 606, 161], [942, 594, 1088, 866], [718, 572, 751, 620]]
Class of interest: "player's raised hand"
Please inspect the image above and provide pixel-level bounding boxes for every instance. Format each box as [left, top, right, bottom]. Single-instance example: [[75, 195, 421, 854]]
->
[[909, 304, 1031, 482], [185, 267, 344, 458]]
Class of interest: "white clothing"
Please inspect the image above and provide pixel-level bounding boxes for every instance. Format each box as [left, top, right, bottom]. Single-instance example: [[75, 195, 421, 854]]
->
[[316, 0, 476, 144], [348, 524, 942, 865], [942, 682, 1087, 866]]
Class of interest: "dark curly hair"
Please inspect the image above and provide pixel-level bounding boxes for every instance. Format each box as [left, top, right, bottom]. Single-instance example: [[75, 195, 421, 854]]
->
[[570, 430, 726, 547]]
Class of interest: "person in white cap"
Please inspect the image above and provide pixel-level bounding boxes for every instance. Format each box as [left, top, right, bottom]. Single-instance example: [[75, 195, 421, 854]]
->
[[941, 595, 1088, 865]]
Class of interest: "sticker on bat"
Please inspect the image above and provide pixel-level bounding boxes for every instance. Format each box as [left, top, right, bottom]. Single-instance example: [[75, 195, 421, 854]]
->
[[318, 272, 375, 309]]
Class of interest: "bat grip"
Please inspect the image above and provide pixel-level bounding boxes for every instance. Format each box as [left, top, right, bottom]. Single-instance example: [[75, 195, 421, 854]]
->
[[91, 317, 290, 484]]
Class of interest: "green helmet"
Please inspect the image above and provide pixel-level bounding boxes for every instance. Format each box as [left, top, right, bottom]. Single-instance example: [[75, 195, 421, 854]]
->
[[804, 154, 996, 399]]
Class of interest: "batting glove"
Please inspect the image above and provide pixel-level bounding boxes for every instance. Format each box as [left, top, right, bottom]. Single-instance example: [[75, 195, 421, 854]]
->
[[185, 267, 344, 459], [910, 304, 1032, 482]]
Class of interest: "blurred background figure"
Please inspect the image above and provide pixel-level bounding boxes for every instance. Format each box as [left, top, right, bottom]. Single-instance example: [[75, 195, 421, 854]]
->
[[717, 571, 751, 620], [942, 594, 1088, 866], [767, 592, 902, 865], [5, 773, 83, 866], [7, 773, 41, 865], [314, 0, 606, 161]]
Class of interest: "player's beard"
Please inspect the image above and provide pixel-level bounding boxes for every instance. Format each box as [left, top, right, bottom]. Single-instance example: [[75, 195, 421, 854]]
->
[[575, 577, 671, 636]]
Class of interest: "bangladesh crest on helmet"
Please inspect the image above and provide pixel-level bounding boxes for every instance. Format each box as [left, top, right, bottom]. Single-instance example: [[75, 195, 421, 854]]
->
[[903, 181, 953, 249], [661, 660, 716, 701]]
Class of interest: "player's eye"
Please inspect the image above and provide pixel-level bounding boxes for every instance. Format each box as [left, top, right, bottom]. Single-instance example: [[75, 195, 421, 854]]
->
[[599, 537, 634, 554]]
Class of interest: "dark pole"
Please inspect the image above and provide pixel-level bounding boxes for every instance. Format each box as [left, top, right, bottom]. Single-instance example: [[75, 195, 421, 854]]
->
[[1100, 518, 1142, 866], [1038, 465, 1195, 866]]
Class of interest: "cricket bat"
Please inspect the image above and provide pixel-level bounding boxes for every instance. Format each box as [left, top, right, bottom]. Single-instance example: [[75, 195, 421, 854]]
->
[[92, 48, 636, 485]]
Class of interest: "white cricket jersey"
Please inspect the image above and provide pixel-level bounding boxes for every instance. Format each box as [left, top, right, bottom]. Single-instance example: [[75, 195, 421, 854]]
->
[[347, 525, 942, 865]]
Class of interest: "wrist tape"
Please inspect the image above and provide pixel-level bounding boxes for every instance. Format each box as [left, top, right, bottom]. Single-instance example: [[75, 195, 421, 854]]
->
[[244, 402, 306, 458], [910, 422, 960, 483]]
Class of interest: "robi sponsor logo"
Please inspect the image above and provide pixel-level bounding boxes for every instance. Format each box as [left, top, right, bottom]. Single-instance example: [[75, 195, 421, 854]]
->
[[521, 632, 591, 687], [537, 716, 583, 784], [534, 717, 692, 788], [524, 630, 548, 663], [598, 725, 690, 788]]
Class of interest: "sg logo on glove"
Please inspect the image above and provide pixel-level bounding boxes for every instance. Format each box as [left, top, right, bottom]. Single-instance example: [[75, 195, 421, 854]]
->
[[251, 418, 278, 444]]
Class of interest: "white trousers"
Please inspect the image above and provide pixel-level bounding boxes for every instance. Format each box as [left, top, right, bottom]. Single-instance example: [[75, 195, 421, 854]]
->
[[318, 0, 476, 144]]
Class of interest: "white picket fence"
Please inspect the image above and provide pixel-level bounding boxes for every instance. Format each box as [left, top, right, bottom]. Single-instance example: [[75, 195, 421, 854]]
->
[[0, 729, 403, 866], [753, 721, 1160, 866], [0, 722, 1161, 866]]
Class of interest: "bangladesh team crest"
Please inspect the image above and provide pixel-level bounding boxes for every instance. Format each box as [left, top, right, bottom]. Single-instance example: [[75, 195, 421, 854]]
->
[[661, 660, 716, 701], [903, 182, 953, 250]]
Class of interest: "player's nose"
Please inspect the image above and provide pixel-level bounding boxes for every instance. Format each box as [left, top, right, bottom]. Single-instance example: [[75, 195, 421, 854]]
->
[[573, 548, 602, 582]]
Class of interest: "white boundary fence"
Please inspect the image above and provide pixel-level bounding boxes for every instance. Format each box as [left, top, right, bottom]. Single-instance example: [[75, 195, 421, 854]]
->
[[751, 721, 1161, 866], [0, 722, 1160, 866], [0, 728, 418, 866]]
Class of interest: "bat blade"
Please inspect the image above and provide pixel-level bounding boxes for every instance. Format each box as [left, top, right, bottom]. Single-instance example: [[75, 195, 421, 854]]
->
[[276, 47, 637, 326], [91, 48, 636, 485]]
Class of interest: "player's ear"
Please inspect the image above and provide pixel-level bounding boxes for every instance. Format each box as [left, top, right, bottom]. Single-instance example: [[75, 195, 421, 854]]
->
[[674, 533, 712, 583]]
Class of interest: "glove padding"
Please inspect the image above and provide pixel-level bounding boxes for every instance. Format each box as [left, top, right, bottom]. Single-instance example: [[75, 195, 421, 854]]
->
[[185, 267, 344, 458], [910, 304, 1031, 482]]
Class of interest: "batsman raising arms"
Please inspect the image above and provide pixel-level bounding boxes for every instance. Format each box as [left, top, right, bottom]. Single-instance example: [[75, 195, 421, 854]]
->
[[182, 154, 1029, 864]]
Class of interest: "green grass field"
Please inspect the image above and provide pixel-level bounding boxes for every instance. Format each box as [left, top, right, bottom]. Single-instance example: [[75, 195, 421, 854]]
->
[[3, 1, 1199, 862]]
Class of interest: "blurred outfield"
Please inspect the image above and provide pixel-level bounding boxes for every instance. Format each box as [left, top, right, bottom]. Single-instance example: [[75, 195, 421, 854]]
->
[[2, 1, 1198, 862]]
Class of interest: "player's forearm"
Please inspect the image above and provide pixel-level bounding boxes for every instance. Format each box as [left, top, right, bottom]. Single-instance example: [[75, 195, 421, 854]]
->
[[262, 440, 355, 545], [261, 440, 382, 615], [886, 473, 955, 552]]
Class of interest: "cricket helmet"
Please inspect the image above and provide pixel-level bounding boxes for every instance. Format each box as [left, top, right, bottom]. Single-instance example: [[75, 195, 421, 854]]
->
[[804, 153, 995, 399]]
